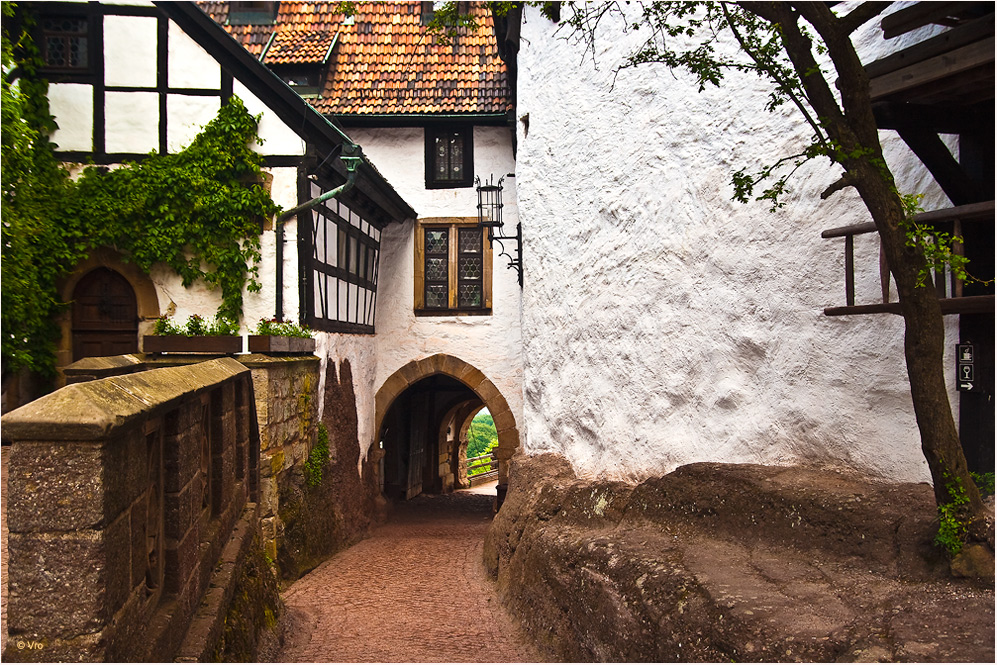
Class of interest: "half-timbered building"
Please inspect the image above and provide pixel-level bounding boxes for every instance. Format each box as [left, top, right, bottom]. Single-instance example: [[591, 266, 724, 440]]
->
[[199, 1, 524, 499]]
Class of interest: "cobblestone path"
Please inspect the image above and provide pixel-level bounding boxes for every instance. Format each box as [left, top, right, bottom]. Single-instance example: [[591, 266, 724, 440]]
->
[[277, 486, 539, 663]]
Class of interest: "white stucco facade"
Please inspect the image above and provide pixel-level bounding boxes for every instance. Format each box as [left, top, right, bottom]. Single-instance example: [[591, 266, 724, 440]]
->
[[512, 4, 958, 483], [348, 125, 525, 447]]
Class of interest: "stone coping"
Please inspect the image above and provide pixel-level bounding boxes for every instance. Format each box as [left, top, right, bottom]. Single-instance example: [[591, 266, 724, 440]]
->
[[2, 358, 250, 441]]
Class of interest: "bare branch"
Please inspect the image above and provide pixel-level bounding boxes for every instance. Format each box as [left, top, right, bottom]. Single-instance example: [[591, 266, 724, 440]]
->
[[820, 173, 856, 199], [838, 2, 891, 35]]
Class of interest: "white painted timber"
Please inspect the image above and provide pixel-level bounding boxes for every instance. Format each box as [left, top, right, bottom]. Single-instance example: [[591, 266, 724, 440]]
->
[[104, 15, 157, 88], [233, 81, 306, 156], [167, 94, 221, 151], [105, 91, 159, 153], [513, 3, 957, 483], [47, 83, 93, 151], [168, 20, 222, 90]]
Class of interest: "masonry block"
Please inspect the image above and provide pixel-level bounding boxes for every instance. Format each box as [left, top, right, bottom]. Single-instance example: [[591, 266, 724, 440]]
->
[[491, 407, 517, 434], [457, 364, 487, 391], [164, 473, 202, 543], [7, 441, 107, 532], [7, 531, 109, 639], [165, 519, 201, 595]]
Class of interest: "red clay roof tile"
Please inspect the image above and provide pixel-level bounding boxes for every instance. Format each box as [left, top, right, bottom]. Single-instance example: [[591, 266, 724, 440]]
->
[[198, 1, 512, 117]]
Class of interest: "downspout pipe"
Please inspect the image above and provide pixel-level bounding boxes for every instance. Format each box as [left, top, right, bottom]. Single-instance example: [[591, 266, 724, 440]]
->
[[274, 143, 364, 320], [279, 143, 364, 223]]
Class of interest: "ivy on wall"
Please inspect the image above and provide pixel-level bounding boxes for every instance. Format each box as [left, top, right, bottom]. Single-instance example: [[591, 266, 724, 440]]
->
[[2, 5, 278, 377]]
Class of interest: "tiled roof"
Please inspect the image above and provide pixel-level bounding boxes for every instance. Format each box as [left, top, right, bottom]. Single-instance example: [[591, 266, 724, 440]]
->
[[197, 1, 512, 117], [198, 2, 273, 58], [265, 29, 337, 65]]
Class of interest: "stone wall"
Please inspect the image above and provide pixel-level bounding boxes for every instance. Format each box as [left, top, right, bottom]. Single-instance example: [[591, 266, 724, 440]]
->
[[276, 358, 384, 580], [239, 354, 321, 563], [485, 454, 995, 662], [0, 359, 267, 662]]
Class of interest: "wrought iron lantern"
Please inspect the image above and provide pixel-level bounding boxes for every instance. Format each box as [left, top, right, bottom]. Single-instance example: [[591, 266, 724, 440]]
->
[[476, 174, 522, 286]]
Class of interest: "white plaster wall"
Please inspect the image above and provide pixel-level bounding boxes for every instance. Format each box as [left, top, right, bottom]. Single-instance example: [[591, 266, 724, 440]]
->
[[105, 90, 159, 153], [167, 95, 222, 151], [233, 81, 307, 156], [168, 20, 222, 90], [348, 126, 525, 448], [514, 3, 958, 483], [47, 83, 93, 151], [104, 15, 157, 88]]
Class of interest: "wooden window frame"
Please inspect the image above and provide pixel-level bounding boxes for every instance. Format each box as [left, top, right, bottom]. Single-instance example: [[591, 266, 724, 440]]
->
[[36, 9, 97, 79], [414, 218, 492, 316], [425, 125, 474, 189]]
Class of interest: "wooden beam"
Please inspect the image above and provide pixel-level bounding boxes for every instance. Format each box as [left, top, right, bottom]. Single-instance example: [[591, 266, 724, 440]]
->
[[824, 295, 994, 316], [821, 201, 994, 238], [867, 12, 994, 78], [897, 127, 980, 205], [915, 199, 994, 224], [872, 100, 991, 134], [880, 2, 982, 40], [869, 36, 994, 100]]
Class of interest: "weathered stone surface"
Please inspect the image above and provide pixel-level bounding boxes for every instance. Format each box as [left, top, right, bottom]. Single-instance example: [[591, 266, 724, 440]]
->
[[487, 454, 995, 663], [6, 441, 106, 532], [951, 543, 996, 578], [7, 531, 109, 639]]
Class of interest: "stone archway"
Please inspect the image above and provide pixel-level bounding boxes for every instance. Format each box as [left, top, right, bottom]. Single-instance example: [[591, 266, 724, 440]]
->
[[56, 249, 161, 376], [375, 354, 519, 489]]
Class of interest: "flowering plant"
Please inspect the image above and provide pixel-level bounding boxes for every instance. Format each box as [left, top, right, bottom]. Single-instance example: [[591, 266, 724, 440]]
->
[[153, 314, 239, 336], [254, 318, 313, 339]]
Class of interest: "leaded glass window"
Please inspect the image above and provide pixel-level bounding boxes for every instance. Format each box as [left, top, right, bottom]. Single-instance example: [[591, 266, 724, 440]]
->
[[457, 227, 483, 308], [425, 126, 473, 189], [41, 16, 89, 70], [424, 228, 449, 309], [416, 221, 490, 313]]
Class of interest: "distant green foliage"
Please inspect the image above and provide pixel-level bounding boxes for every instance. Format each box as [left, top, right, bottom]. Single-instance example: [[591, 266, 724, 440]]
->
[[305, 423, 330, 488], [466, 411, 497, 477], [2, 9, 277, 376], [255, 318, 313, 338]]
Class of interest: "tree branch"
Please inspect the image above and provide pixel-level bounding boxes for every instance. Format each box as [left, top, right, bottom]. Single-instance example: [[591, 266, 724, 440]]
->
[[820, 173, 856, 199], [838, 2, 891, 35], [792, 2, 880, 148], [722, 2, 830, 152]]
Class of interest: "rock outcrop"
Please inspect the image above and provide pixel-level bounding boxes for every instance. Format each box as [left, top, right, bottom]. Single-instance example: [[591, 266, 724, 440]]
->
[[486, 454, 995, 662]]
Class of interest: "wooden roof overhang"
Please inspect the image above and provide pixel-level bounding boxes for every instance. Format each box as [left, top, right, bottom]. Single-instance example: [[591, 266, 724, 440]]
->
[[822, 1, 994, 317]]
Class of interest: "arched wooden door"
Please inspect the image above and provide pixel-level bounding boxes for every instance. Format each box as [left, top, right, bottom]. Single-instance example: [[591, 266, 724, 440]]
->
[[71, 268, 139, 360]]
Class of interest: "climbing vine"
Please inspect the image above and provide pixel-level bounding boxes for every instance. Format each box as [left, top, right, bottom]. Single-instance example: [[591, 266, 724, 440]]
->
[[2, 4, 278, 377]]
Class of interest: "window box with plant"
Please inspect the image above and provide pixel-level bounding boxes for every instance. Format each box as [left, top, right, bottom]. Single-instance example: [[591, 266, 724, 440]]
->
[[143, 315, 242, 354], [248, 318, 316, 354]]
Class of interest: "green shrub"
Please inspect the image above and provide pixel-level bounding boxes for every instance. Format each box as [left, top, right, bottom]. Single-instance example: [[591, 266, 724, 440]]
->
[[254, 317, 313, 338], [970, 471, 995, 497], [305, 423, 330, 488], [154, 314, 239, 336]]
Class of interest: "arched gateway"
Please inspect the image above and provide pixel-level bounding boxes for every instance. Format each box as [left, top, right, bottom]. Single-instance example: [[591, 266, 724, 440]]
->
[[374, 354, 519, 500]]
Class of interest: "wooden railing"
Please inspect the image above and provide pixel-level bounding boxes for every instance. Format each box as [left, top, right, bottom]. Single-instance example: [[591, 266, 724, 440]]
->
[[821, 200, 995, 316], [467, 451, 498, 485]]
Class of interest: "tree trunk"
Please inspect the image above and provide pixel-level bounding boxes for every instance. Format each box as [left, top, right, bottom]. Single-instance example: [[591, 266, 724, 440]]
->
[[849, 161, 984, 516], [760, 2, 987, 536]]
